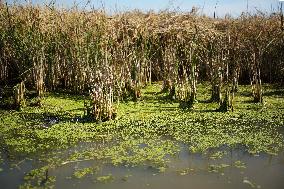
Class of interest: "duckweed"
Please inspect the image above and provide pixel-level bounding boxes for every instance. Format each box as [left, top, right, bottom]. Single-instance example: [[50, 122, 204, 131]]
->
[[234, 161, 246, 169], [96, 174, 114, 183], [208, 164, 230, 173], [177, 168, 194, 176], [0, 83, 283, 188], [73, 168, 94, 179], [121, 174, 132, 181], [21, 166, 55, 189]]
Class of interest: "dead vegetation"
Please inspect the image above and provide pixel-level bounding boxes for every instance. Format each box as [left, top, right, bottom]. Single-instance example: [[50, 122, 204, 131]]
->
[[0, 3, 283, 118]]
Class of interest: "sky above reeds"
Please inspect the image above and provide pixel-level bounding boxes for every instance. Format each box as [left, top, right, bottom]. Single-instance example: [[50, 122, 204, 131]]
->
[[6, 0, 283, 17]]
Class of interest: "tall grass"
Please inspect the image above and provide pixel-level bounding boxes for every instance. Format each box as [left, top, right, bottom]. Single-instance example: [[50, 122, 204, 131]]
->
[[0, 3, 283, 117]]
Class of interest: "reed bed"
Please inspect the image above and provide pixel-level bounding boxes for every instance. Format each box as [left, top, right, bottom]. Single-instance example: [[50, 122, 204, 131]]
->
[[0, 3, 283, 118]]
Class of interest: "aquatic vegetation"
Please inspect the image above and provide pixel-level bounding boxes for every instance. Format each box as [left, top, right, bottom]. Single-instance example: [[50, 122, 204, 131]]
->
[[177, 168, 194, 176], [73, 168, 94, 179], [65, 138, 179, 169], [121, 174, 132, 181], [96, 174, 114, 183], [158, 167, 167, 173], [0, 83, 283, 188], [21, 166, 56, 189], [234, 161, 246, 169], [209, 151, 227, 160], [208, 164, 230, 173]]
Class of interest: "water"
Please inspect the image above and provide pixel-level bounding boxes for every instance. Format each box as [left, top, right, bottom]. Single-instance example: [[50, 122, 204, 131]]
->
[[1, 144, 284, 189]]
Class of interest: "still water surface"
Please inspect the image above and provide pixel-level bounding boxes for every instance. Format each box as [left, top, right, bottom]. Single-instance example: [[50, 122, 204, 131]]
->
[[1, 143, 284, 189]]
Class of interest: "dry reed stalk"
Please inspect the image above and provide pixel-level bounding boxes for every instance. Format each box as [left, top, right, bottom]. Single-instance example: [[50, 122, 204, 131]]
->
[[0, 4, 283, 114]]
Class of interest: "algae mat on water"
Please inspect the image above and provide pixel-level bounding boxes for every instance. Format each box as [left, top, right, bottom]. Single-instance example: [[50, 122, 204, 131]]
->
[[0, 83, 284, 188]]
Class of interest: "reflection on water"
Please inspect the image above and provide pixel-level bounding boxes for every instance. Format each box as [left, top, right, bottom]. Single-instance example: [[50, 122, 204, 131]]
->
[[1, 143, 284, 189]]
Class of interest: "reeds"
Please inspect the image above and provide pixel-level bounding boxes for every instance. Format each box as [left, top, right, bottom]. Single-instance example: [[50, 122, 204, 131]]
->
[[0, 4, 283, 115]]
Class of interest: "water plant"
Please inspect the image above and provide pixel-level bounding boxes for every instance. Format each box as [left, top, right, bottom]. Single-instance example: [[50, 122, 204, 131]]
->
[[73, 167, 94, 179], [0, 83, 283, 188], [96, 174, 114, 183]]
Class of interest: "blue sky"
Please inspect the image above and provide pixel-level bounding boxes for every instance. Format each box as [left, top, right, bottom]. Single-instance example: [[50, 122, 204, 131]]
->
[[6, 0, 283, 17]]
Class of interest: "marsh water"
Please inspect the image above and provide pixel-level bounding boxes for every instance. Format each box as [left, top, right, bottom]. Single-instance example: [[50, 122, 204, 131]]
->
[[1, 142, 284, 189]]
